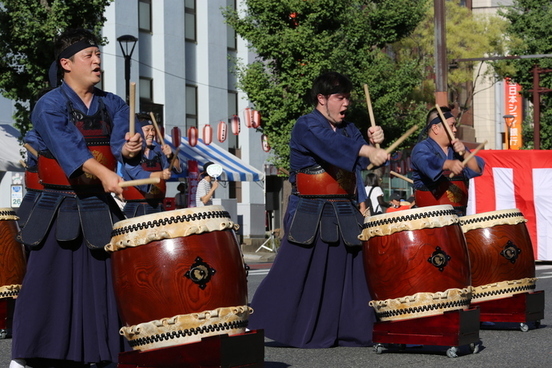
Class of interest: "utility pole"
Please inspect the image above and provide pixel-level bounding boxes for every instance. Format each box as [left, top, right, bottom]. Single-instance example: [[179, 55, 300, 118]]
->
[[434, 0, 448, 106]]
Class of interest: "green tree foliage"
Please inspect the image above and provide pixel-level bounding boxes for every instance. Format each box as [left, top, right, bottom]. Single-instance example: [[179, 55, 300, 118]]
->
[[391, 0, 510, 122], [495, 0, 552, 149], [0, 0, 112, 138], [224, 0, 429, 170]]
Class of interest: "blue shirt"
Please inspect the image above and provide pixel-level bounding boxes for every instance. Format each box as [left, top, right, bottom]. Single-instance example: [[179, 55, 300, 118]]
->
[[31, 82, 129, 177], [410, 137, 485, 189], [289, 109, 371, 202]]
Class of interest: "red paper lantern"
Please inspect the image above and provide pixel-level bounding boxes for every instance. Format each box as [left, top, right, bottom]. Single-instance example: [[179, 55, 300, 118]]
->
[[217, 121, 227, 142], [244, 107, 252, 128], [231, 115, 240, 135], [252, 110, 262, 129], [203, 124, 213, 145], [261, 134, 270, 152], [187, 126, 198, 147], [171, 127, 181, 148]]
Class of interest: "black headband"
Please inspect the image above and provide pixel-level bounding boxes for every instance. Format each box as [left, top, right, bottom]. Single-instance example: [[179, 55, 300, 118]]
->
[[57, 39, 98, 60], [428, 111, 454, 127], [48, 40, 99, 87]]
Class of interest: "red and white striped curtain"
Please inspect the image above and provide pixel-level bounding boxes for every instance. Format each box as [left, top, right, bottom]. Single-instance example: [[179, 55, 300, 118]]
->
[[467, 150, 552, 260]]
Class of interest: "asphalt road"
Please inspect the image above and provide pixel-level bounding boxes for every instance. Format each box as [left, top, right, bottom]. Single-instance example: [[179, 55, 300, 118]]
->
[[247, 261, 552, 368], [1, 261, 551, 367]]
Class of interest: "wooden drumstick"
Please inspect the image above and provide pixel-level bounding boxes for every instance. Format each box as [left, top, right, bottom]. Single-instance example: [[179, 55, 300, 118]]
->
[[367, 124, 418, 170], [118, 177, 161, 188], [128, 82, 137, 158], [24, 143, 38, 158], [129, 82, 136, 135], [449, 140, 487, 178], [435, 104, 465, 156], [363, 84, 379, 149], [149, 112, 165, 146], [390, 170, 414, 184], [168, 147, 180, 172]]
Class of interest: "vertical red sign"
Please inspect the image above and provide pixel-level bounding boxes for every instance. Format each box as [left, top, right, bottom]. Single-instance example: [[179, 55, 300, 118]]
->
[[504, 78, 523, 150]]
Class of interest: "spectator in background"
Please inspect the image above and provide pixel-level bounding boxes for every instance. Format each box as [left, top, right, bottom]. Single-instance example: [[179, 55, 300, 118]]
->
[[174, 181, 188, 209], [386, 192, 411, 212], [195, 162, 218, 207], [362, 172, 389, 216]]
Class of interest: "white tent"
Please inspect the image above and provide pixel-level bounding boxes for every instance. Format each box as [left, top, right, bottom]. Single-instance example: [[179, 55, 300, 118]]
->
[[0, 124, 24, 172]]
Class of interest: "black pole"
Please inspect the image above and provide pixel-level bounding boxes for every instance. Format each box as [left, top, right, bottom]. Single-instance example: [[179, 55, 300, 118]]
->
[[117, 35, 138, 105], [124, 55, 131, 104]]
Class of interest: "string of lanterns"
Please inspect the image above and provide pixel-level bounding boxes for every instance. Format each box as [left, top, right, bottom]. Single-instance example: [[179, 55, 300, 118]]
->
[[184, 108, 270, 152]]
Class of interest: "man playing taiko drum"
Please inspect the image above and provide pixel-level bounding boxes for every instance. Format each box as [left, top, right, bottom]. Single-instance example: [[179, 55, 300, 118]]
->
[[410, 106, 485, 216], [248, 72, 388, 348]]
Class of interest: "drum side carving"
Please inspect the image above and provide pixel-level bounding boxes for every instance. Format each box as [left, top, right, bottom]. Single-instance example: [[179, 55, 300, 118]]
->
[[185, 257, 216, 289], [427, 247, 451, 272], [501, 240, 521, 263]]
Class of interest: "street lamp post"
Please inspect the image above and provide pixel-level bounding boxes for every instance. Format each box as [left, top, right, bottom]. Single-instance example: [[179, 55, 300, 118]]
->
[[117, 34, 138, 104], [503, 115, 515, 150]]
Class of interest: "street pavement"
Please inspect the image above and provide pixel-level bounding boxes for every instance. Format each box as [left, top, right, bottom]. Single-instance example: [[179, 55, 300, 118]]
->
[[246, 257, 552, 368], [1, 255, 551, 367]]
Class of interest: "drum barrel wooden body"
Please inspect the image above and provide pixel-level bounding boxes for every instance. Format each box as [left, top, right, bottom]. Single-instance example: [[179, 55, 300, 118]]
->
[[111, 230, 247, 325], [460, 209, 536, 303], [360, 205, 472, 321], [415, 177, 468, 214], [0, 208, 26, 300], [107, 205, 249, 350]]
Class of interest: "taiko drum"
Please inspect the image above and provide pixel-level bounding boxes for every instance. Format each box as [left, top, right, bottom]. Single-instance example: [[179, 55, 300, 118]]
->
[[0, 208, 26, 300], [415, 175, 468, 214], [360, 205, 472, 321], [107, 205, 250, 351], [460, 209, 536, 303]]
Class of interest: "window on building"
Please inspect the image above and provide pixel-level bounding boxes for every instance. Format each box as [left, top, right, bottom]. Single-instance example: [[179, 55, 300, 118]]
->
[[227, 0, 237, 51], [139, 77, 153, 102], [139, 0, 152, 33], [186, 85, 198, 129], [185, 0, 196, 42]]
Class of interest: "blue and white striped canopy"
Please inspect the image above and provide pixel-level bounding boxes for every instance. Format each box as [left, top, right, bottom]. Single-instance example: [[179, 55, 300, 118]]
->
[[165, 135, 264, 182]]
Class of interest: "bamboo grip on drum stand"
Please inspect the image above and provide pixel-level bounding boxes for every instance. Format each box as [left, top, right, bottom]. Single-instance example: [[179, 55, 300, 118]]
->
[[363, 84, 379, 149], [119, 177, 161, 188], [448, 140, 487, 178], [367, 125, 418, 170]]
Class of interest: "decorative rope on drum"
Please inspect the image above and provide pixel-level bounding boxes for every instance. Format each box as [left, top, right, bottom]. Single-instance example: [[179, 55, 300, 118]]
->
[[359, 205, 459, 241], [106, 205, 239, 251], [0, 208, 19, 221], [120, 305, 252, 351], [0, 284, 21, 299], [459, 209, 526, 232], [471, 277, 537, 303], [369, 287, 472, 322]]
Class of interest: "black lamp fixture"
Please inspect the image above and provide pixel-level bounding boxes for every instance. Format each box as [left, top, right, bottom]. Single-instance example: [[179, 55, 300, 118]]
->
[[117, 34, 138, 104]]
